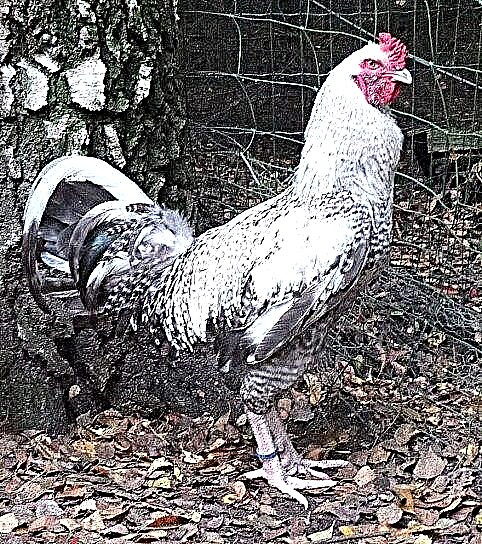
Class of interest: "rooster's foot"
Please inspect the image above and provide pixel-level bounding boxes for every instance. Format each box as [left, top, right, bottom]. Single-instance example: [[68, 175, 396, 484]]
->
[[283, 456, 348, 479], [243, 456, 338, 508], [266, 408, 347, 478], [243, 469, 329, 508]]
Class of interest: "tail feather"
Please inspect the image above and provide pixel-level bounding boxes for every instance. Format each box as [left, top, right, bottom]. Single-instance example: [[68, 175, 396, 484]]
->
[[22, 219, 50, 313], [23, 155, 193, 320], [79, 205, 193, 312], [68, 201, 144, 285], [45, 180, 114, 224], [24, 156, 151, 228]]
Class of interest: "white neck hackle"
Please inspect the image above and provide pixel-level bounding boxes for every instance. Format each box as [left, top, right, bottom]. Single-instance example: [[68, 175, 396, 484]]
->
[[293, 44, 404, 206]]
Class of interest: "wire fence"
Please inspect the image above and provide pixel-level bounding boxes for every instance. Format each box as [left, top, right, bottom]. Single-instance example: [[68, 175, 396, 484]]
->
[[176, 1, 481, 378]]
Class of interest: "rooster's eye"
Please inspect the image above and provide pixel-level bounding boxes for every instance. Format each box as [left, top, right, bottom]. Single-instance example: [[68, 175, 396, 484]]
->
[[366, 60, 379, 69]]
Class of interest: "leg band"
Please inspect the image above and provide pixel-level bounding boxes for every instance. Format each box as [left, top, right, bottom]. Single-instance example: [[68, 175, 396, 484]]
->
[[257, 450, 278, 461]]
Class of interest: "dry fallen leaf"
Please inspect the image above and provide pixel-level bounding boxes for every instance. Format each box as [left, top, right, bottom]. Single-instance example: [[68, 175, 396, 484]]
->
[[57, 484, 87, 499], [146, 456, 172, 475], [376, 503, 403, 525], [368, 445, 390, 464], [205, 437, 226, 452], [474, 510, 482, 526], [149, 476, 172, 488], [349, 451, 369, 466], [414, 507, 440, 526], [222, 494, 238, 504], [393, 484, 415, 513], [213, 411, 230, 430], [307, 523, 335, 542], [413, 450, 447, 479], [191, 511, 202, 523], [81, 510, 105, 532], [146, 529, 169, 538], [35, 498, 63, 518], [408, 517, 457, 533], [59, 518, 81, 532], [461, 442, 479, 466], [394, 424, 420, 446], [104, 522, 129, 536], [277, 397, 292, 420], [440, 497, 463, 513], [72, 439, 97, 459], [19, 482, 46, 502], [426, 330, 446, 348], [98, 503, 127, 520], [304, 372, 323, 405], [450, 505, 477, 522], [354, 465, 376, 487], [413, 536, 433, 544], [149, 514, 190, 528], [230, 480, 247, 500], [182, 450, 204, 464], [0, 513, 19, 534], [29, 515, 59, 533], [339, 523, 386, 537], [259, 504, 277, 515]]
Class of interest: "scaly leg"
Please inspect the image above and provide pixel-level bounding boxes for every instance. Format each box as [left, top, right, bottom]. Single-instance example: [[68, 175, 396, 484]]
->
[[266, 407, 347, 478], [243, 409, 341, 508]]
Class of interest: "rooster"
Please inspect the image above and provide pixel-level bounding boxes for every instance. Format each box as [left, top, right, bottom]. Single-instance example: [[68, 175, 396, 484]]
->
[[23, 33, 411, 506]]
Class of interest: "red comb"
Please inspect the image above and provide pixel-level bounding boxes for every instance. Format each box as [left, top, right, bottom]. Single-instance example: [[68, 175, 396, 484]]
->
[[378, 32, 408, 69]]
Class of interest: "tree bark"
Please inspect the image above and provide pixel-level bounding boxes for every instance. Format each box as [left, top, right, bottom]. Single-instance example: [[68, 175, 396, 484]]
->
[[0, 0, 206, 433]]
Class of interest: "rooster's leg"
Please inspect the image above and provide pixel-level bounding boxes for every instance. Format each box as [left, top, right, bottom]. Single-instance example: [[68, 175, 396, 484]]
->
[[266, 407, 347, 477], [243, 410, 336, 508]]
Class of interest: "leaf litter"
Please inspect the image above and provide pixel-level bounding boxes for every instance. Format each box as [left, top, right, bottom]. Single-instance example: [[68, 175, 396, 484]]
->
[[0, 364, 480, 543]]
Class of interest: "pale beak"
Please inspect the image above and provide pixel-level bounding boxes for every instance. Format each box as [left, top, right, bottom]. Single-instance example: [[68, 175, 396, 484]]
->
[[391, 68, 412, 84]]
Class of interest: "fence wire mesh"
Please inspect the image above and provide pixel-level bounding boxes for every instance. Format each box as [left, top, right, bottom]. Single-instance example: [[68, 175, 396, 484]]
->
[[177, 1, 481, 391]]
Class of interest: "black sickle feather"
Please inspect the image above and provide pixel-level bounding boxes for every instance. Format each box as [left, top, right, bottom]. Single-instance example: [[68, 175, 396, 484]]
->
[[47, 180, 113, 224], [77, 225, 121, 306], [22, 219, 50, 314]]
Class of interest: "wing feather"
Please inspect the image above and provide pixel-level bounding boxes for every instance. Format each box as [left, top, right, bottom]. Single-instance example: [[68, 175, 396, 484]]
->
[[249, 237, 369, 363]]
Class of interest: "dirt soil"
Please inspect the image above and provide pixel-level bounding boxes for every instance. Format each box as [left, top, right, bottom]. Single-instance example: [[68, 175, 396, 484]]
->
[[0, 357, 480, 544]]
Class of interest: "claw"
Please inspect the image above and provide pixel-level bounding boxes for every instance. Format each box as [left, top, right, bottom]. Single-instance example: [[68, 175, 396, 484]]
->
[[272, 479, 309, 508], [241, 467, 337, 507], [299, 465, 330, 479], [241, 467, 310, 508], [295, 458, 348, 478], [245, 408, 346, 506], [286, 476, 337, 489], [303, 459, 348, 469], [242, 468, 266, 480]]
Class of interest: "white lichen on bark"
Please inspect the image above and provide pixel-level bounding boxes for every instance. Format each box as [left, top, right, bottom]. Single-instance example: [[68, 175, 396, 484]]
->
[[135, 63, 153, 104], [104, 124, 126, 168], [64, 56, 106, 111], [43, 114, 89, 154], [76, 0, 95, 21], [2, 146, 21, 180], [17, 60, 49, 111], [127, 0, 139, 14], [43, 114, 71, 140], [0, 15, 10, 62], [34, 53, 60, 73], [68, 124, 90, 154], [0, 65, 15, 116]]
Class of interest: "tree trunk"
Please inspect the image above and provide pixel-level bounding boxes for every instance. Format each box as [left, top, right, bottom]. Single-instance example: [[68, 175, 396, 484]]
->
[[0, 0, 221, 433]]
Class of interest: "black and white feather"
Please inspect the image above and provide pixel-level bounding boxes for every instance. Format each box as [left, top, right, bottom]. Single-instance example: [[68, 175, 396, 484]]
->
[[23, 156, 193, 314], [23, 39, 404, 419]]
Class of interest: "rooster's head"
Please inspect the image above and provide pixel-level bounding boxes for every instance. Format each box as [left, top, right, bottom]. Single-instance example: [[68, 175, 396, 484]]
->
[[351, 32, 411, 107]]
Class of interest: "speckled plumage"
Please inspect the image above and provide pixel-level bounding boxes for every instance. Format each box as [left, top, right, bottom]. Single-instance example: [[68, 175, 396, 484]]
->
[[102, 47, 404, 415], [24, 34, 410, 504]]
